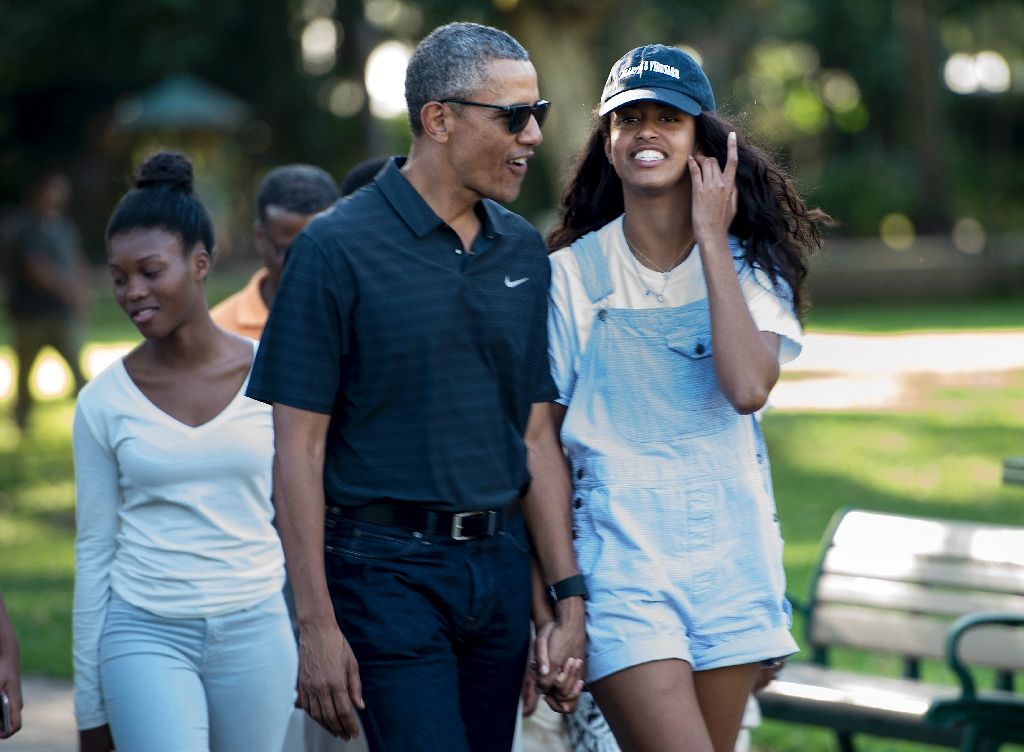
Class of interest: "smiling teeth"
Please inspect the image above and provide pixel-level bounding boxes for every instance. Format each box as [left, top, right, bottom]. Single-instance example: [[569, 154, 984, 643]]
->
[[509, 158, 527, 166], [635, 150, 665, 162]]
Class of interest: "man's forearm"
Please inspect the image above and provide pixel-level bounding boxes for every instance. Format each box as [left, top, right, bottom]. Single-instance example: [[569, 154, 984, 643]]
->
[[521, 402, 580, 594]]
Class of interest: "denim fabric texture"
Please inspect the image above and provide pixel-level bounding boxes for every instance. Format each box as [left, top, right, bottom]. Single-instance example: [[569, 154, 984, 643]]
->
[[324, 508, 532, 752], [98, 592, 297, 752], [556, 232, 799, 683]]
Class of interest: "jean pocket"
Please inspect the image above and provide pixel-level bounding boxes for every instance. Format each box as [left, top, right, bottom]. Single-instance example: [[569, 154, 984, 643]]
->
[[325, 524, 423, 562], [499, 515, 532, 555]]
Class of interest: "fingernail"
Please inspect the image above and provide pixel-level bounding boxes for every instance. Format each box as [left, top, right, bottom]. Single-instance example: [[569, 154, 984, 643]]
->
[[729, 131, 736, 141], [540, 665, 549, 676]]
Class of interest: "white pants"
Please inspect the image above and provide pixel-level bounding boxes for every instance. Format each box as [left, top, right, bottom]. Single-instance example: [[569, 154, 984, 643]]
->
[[99, 593, 297, 752]]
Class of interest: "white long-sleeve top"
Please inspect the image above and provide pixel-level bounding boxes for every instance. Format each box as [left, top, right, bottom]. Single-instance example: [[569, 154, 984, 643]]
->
[[71, 344, 285, 729]]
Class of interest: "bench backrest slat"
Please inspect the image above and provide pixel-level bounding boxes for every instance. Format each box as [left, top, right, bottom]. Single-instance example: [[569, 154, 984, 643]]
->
[[810, 604, 1024, 670], [822, 551, 1023, 593], [807, 510, 1024, 669], [817, 574, 1024, 616]]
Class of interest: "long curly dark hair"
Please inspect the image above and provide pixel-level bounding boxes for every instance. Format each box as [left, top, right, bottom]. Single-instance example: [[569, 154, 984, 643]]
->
[[546, 110, 831, 319]]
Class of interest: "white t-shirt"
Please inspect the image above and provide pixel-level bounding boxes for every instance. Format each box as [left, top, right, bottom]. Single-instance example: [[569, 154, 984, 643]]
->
[[71, 342, 285, 728], [548, 215, 803, 405]]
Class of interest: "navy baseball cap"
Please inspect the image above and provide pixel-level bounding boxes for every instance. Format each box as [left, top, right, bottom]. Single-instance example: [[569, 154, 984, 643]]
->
[[599, 44, 715, 117]]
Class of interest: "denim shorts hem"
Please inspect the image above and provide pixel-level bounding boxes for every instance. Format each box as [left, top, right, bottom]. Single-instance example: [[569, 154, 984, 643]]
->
[[586, 632, 692, 684], [692, 627, 799, 672], [586, 627, 799, 682]]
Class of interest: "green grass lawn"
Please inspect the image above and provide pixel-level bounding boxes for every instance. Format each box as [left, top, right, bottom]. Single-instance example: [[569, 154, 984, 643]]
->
[[804, 294, 1024, 333], [1, 285, 1022, 750]]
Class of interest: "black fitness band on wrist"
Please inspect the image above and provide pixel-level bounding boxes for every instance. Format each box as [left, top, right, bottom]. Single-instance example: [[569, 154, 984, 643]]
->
[[548, 573, 588, 603]]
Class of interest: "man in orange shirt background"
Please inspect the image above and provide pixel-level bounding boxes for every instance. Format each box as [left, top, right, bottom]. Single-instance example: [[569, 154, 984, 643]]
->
[[212, 164, 341, 339]]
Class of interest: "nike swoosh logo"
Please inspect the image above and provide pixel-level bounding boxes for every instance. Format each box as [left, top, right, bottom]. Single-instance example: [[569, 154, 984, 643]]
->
[[504, 276, 529, 288]]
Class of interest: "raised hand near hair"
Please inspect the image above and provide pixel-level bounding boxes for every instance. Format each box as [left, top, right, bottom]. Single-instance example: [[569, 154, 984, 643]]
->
[[688, 131, 739, 246]]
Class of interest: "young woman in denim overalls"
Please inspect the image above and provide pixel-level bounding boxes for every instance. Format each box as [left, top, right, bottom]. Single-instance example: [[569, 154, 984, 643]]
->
[[544, 45, 830, 752]]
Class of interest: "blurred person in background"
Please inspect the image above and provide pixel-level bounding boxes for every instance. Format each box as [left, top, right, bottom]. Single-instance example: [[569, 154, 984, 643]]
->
[[4, 169, 90, 433], [211, 164, 340, 340], [73, 151, 296, 752], [545, 44, 830, 752], [338, 157, 390, 199]]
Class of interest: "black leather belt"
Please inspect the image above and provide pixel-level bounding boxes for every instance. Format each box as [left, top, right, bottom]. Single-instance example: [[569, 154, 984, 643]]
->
[[332, 500, 511, 541]]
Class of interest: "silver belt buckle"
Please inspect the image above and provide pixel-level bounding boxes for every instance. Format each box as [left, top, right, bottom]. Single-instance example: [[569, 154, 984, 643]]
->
[[451, 510, 497, 540]]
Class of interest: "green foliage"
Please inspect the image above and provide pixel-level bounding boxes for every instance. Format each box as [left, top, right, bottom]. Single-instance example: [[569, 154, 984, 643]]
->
[[3, 0, 1022, 243]]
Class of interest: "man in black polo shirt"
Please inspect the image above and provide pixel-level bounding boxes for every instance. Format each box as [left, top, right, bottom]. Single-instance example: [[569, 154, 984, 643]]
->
[[247, 22, 584, 752]]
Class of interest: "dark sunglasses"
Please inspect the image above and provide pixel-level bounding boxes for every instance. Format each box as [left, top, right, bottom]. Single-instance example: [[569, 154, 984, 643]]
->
[[442, 99, 550, 133]]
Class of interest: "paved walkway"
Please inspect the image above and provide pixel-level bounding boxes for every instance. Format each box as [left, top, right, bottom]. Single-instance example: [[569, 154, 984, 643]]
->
[[773, 331, 1024, 411], [4, 677, 75, 752], [7, 332, 1023, 750]]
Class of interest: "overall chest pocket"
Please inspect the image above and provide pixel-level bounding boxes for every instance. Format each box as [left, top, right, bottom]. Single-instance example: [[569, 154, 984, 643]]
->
[[605, 327, 729, 444]]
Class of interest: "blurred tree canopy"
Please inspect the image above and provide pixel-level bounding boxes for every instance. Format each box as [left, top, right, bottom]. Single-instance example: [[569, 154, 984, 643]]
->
[[1, 0, 1021, 257]]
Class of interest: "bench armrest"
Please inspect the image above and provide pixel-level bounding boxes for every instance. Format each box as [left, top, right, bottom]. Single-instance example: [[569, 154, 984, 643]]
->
[[945, 612, 1024, 699], [786, 592, 810, 618]]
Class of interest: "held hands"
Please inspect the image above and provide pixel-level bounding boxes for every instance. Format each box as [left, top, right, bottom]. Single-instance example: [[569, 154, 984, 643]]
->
[[297, 623, 364, 740], [531, 599, 586, 714], [689, 131, 739, 244]]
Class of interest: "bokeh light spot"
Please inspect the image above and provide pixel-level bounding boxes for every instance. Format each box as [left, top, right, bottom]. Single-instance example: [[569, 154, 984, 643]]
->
[[975, 51, 1010, 93], [833, 102, 869, 133], [880, 213, 915, 251], [0, 357, 12, 401], [34, 355, 71, 398], [822, 71, 861, 112], [365, 41, 411, 119], [302, 17, 340, 75], [784, 87, 826, 133], [323, 79, 365, 118], [952, 217, 986, 255]]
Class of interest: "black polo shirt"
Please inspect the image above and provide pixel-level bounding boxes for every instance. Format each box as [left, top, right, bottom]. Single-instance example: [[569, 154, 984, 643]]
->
[[247, 158, 557, 512]]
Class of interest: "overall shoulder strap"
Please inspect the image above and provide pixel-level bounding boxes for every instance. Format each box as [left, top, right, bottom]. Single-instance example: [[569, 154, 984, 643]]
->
[[570, 231, 614, 304]]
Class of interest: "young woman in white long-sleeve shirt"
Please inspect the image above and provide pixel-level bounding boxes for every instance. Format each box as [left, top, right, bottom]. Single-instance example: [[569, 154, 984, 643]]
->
[[72, 151, 297, 752]]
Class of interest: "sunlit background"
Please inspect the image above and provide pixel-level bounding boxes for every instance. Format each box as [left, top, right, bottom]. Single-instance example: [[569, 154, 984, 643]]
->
[[2, 0, 1022, 259]]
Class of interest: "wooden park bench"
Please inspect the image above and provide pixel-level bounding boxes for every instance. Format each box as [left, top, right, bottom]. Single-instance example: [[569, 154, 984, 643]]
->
[[1004, 456, 1024, 487], [757, 508, 1024, 751]]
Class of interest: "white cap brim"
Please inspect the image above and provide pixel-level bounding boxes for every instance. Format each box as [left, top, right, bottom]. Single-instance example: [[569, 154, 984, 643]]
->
[[599, 87, 703, 117]]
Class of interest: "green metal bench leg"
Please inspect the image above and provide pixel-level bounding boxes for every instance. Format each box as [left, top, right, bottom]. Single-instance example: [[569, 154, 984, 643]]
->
[[960, 725, 1000, 752]]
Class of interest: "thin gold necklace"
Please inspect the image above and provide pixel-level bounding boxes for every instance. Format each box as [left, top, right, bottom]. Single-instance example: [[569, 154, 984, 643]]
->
[[622, 232, 695, 302]]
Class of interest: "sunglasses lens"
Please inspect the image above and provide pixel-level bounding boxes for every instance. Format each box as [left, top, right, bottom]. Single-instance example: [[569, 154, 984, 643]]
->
[[533, 101, 550, 129], [508, 107, 531, 133], [508, 102, 550, 133]]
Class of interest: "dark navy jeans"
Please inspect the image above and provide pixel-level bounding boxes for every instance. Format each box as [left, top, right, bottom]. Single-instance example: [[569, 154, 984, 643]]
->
[[324, 507, 532, 752]]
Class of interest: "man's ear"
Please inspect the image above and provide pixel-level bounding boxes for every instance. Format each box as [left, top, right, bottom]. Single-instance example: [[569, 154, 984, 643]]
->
[[420, 101, 452, 143]]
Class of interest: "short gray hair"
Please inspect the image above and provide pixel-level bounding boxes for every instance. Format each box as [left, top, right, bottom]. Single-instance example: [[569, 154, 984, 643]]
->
[[405, 22, 530, 136]]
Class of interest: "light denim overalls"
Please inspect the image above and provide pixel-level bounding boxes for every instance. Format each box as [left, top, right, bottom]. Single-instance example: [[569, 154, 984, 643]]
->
[[560, 232, 799, 683]]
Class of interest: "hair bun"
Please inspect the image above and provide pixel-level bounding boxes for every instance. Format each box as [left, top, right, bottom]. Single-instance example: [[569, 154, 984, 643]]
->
[[136, 151, 194, 193]]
